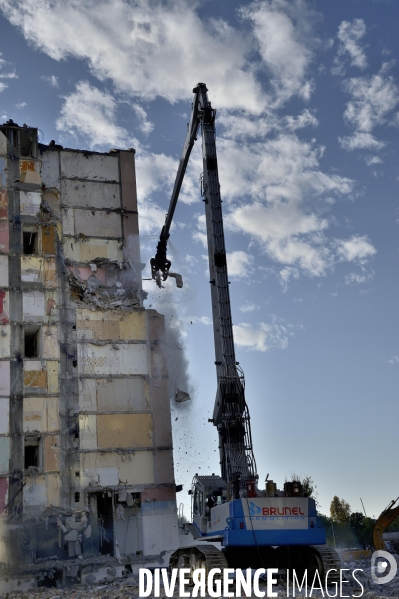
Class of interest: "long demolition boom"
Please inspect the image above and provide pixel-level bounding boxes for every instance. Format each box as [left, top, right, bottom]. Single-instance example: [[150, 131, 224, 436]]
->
[[151, 83, 257, 488]]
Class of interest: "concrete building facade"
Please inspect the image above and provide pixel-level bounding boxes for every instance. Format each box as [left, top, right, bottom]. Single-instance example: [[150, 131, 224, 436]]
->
[[0, 121, 178, 589]]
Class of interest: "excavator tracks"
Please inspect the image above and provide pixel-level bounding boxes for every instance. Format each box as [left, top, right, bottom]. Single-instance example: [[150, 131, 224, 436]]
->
[[312, 545, 342, 583], [169, 544, 228, 579]]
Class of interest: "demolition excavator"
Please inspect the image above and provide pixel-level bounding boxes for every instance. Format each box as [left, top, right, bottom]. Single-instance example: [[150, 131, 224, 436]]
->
[[150, 83, 341, 579]]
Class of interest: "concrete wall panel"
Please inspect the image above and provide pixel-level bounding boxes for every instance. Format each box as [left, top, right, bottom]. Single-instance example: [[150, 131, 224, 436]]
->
[[64, 239, 122, 263], [40, 150, 60, 188], [0, 290, 9, 324], [152, 379, 172, 447], [96, 378, 149, 412], [97, 414, 153, 448], [42, 225, 56, 254], [77, 343, 148, 376], [0, 222, 9, 252], [81, 451, 154, 486], [20, 191, 41, 216], [20, 159, 41, 185], [155, 450, 175, 485], [24, 477, 46, 507], [47, 473, 61, 506], [23, 397, 45, 432], [0, 256, 8, 287], [62, 179, 121, 209], [0, 190, 8, 219], [24, 368, 47, 390], [44, 259, 57, 288], [47, 361, 59, 393], [79, 414, 97, 449], [74, 210, 122, 238], [77, 310, 146, 341], [23, 291, 45, 320], [61, 153, 119, 182], [0, 437, 10, 474], [62, 208, 75, 235], [0, 477, 8, 514], [0, 132, 7, 156], [78, 378, 97, 412], [43, 189, 60, 218], [0, 399, 9, 434], [0, 326, 10, 357], [141, 505, 179, 556], [21, 256, 43, 283], [43, 326, 60, 359], [0, 361, 10, 395], [44, 436, 59, 472]]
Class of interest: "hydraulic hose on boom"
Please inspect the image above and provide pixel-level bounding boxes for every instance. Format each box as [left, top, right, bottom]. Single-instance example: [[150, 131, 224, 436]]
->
[[151, 83, 257, 489]]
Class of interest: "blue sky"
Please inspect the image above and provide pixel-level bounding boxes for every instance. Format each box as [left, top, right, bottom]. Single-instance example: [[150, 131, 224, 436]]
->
[[1, 0, 398, 521]]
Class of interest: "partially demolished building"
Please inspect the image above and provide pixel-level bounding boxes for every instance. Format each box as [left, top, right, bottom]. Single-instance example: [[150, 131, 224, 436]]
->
[[0, 122, 178, 588]]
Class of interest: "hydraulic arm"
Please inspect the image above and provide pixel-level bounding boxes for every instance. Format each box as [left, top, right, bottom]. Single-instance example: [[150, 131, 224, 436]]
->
[[151, 83, 257, 488], [373, 497, 399, 550]]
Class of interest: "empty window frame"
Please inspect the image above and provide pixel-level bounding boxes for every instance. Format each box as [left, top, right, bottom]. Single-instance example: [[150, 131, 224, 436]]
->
[[24, 325, 41, 358], [23, 229, 39, 255], [24, 438, 41, 470]]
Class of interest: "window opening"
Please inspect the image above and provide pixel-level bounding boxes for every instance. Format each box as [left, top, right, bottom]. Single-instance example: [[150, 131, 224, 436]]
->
[[23, 230, 38, 255], [24, 326, 40, 358], [24, 438, 41, 469]]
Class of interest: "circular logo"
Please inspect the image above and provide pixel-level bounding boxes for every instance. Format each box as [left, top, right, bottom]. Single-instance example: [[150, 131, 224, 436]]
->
[[371, 550, 397, 585]]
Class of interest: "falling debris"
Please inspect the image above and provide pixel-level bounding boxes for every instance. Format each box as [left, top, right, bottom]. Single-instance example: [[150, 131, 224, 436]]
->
[[175, 389, 191, 403]]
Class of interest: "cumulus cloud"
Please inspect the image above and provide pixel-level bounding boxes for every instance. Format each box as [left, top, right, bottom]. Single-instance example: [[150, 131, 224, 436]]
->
[[339, 70, 399, 151], [241, 0, 317, 105], [132, 104, 154, 136], [56, 81, 137, 149], [335, 19, 367, 71], [239, 301, 260, 313], [0, 0, 265, 113], [0, 51, 17, 89], [41, 74, 59, 87], [279, 266, 299, 291], [345, 270, 374, 285], [388, 356, 399, 365], [222, 133, 353, 276], [335, 235, 377, 264], [233, 320, 293, 352], [227, 250, 254, 278]]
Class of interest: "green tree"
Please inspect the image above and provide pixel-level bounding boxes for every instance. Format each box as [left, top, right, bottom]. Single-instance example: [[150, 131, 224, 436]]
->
[[330, 496, 351, 524]]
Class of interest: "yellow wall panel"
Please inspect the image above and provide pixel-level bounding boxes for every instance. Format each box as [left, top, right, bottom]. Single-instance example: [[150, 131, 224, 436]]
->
[[97, 414, 153, 449]]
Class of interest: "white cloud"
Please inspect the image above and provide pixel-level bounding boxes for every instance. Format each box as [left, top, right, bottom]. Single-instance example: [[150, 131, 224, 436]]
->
[[239, 301, 260, 313], [0, 83, 7, 93], [365, 155, 382, 166], [241, 0, 317, 105], [41, 75, 59, 87], [336, 235, 377, 264], [221, 133, 353, 277], [56, 81, 137, 150], [388, 356, 399, 364], [344, 270, 374, 285], [340, 70, 399, 151], [14, 102, 26, 109], [336, 19, 367, 70], [339, 132, 385, 151], [0, 0, 265, 114], [279, 266, 299, 291], [132, 104, 154, 136], [233, 321, 291, 352], [227, 250, 254, 278]]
